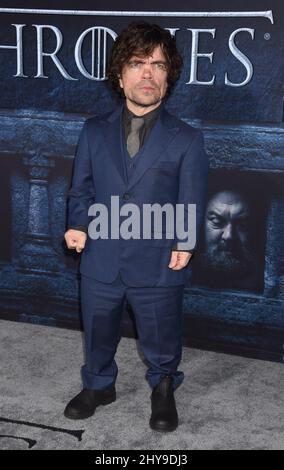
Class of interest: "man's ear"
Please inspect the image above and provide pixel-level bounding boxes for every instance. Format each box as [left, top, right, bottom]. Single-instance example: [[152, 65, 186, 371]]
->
[[118, 75, 123, 89]]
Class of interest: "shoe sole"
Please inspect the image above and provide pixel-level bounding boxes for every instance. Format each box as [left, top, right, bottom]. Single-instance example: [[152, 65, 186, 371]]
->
[[149, 419, 178, 433], [64, 393, 116, 420]]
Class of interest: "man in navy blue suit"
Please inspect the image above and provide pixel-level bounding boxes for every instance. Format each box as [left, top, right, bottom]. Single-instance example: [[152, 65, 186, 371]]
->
[[64, 22, 208, 432]]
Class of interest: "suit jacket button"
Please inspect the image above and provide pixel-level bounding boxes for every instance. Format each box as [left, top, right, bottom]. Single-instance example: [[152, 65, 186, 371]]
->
[[123, 193, 130, 200]]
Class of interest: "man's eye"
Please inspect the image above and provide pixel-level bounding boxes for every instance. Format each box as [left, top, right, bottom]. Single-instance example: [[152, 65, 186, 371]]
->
[[129, 62, 140, 68], [236, 219, 249, 229], [155, 63, 166, 70], [209, 217, 224, 227]]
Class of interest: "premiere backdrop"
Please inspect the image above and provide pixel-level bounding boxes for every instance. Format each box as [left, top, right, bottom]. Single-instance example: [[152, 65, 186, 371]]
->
[[0, 0, 283, 362]]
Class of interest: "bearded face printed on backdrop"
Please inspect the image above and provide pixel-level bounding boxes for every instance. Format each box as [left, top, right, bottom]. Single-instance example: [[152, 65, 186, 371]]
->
[[191, 176, 266, 292]]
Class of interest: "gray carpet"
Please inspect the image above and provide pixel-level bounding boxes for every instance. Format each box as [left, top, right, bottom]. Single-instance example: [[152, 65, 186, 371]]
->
[[0, 319, 283, 450]]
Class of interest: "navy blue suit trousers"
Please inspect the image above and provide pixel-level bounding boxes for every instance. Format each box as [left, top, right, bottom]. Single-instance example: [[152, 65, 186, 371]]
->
[[81, 272, 185, 391]]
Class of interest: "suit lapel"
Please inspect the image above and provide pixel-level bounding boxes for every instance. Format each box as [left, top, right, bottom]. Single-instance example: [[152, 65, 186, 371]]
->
[[101, 104, 126, 184]]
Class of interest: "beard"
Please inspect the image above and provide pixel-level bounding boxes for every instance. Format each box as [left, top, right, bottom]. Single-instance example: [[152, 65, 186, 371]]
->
[[195, 239, 258, 285], [127, 82, 163, 108], [128, 94, 162, 108]]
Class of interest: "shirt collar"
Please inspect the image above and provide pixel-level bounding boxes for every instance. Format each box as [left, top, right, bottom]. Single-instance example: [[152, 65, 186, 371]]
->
[[123, 101, 163, 125]]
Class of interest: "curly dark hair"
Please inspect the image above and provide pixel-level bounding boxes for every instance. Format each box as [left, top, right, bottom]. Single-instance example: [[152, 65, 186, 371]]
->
[[107, 22, 183, 96]]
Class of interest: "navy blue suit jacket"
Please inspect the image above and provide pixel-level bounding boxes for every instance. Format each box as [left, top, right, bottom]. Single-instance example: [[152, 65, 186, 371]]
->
[[67, 103, 208, 286]]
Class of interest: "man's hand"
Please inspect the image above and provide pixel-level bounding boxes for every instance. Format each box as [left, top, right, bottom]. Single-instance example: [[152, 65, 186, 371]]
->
[[168, 251, 193, 270], [64, 229, 87, 253]]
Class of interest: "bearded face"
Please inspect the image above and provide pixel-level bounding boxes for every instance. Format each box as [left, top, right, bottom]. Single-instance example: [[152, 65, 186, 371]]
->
[[195, 191, 258, 286]]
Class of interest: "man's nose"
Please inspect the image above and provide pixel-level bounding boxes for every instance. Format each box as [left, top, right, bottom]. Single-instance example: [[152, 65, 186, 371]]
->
[[222, 223, 234, 241], [141, 62, 153, 78]]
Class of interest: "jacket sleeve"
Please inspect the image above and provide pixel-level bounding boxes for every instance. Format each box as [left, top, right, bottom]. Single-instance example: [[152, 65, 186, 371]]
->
[[173, 130, 209, 251], [66, 120, 95, 231]]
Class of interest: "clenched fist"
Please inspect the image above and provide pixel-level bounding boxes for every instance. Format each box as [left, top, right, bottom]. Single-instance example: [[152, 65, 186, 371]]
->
[[64, 229, 87, 253], [168, 251, 192, 270]]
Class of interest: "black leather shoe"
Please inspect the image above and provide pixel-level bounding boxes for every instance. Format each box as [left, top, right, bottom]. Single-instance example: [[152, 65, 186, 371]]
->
[[64, 386, 116, 420], [149, 376, 178, 432]]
